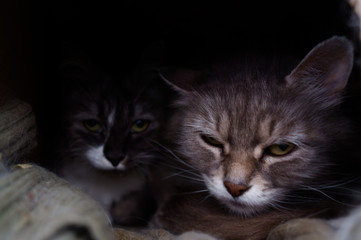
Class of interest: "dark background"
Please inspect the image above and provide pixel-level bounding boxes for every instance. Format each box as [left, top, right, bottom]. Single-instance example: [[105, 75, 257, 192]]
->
[[1, 0, 360, 113], [0, 0, 360, 173]]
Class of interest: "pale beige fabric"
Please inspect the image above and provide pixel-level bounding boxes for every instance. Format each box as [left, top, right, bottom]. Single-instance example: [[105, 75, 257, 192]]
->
[[0, 164, 112, 240], [0, 164, 217, 240]]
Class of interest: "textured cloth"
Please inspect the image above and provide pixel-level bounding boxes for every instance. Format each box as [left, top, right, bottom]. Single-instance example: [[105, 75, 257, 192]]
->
[[0, 164, 216, 240], [113, 228, 217, 240], [0, 164, 112, 240], [0, 97, 36, 164], [0, 162, 216, 240]]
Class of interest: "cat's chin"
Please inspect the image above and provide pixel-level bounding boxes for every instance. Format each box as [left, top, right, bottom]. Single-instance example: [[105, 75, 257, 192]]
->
[[97, 167, 127, 172], [221, 198, 268, 217], [89, 161, 127, 171]]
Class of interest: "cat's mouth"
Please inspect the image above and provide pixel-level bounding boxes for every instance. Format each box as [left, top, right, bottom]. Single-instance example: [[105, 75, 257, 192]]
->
[[225, 199, 247, 208], [209, 190, 252, 209]]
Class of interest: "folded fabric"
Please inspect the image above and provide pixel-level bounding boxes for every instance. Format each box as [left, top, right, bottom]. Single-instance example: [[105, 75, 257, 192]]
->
[[0, 164, 113, 240], [0, 98, 36, 165]]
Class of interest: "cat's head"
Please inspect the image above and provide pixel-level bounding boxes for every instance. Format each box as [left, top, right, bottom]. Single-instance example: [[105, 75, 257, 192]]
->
[[165, 36, 354, 216], [58, 61, 168, 171]]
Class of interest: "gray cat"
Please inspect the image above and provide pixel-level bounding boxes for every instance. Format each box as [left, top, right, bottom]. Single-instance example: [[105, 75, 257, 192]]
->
[[47, 59, 170, 226], [152, 36, 357, 239]]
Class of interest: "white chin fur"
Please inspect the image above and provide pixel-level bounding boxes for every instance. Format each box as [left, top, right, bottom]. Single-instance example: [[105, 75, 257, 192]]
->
[[202, 174, 281, 216], [85, 145, 126, 170]]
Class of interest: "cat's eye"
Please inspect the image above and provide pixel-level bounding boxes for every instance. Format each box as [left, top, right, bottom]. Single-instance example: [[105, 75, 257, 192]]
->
[[267, 143, 295, 156], [83, 119, 103, 133], [131, 119, 150, 133], [201, 135, 223, 148]]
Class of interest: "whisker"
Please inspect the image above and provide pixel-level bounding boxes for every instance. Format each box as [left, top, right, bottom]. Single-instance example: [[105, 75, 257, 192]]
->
[[311, 177, 361, 190], [305, 208, 331, 218], [269, 202, 291, 213], [148, 139, 197, 170], [178, 189, 209, 195], [199, 193, 213, 204], [300, 185, 357, 207], [282, 194, 322, 203], [158, 161, 202, 178], [164, 167, 202, 179], [164, 172, 204, 183]]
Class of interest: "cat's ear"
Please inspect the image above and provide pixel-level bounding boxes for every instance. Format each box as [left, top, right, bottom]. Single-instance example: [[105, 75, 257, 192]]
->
[[58, 56, 101, 92], [285, 36, 353, 99], [159, 68, 202, 95]]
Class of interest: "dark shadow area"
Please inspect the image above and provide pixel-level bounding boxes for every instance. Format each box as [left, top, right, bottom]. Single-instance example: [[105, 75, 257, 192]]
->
[[1, 0, 359, 98], [1, 0, 360, 165]]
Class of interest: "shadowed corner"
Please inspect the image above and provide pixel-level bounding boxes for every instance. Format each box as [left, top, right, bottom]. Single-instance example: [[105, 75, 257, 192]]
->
[[46, 224, 96, 240]]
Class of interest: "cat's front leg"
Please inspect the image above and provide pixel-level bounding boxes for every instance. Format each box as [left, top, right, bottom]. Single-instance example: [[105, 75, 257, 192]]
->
[[110, 186, 156, 227]]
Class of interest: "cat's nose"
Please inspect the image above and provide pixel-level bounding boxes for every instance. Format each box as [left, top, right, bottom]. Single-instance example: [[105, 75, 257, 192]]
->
[[105, 153, 126, 167], [223, 180, 250, 198]]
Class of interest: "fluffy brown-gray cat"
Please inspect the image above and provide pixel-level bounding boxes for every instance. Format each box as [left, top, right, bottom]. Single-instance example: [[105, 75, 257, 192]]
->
[[152, 36, 357, 239]]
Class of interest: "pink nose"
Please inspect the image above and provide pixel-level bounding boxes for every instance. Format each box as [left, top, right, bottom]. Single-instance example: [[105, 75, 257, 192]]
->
[[223, 180, 250, 198]]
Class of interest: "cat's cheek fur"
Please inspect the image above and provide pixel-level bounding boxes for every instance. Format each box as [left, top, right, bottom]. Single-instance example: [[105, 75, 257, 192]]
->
[[85, 145, 126, 170], [178, 137, 220, 172], [264, 148, 323, 187]]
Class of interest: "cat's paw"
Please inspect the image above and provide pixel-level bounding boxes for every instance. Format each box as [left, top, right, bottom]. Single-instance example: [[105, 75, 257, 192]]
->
[[267, 218, 334, 240], [149, 212, 219, 240], [148, 208, 166, 228], [175, 231, 219, 240]]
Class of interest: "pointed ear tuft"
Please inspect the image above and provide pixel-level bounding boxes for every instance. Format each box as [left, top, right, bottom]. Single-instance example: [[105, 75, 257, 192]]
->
[[286, 36, 354, 97], [159, 68, 201, 95]]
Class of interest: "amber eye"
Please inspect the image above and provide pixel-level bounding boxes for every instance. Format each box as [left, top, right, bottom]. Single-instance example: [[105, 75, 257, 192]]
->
[[83, 119, 102, 133], [131, 119, 150, 133], [201, 135, 223, 148], [267, 143, 295, 156]]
